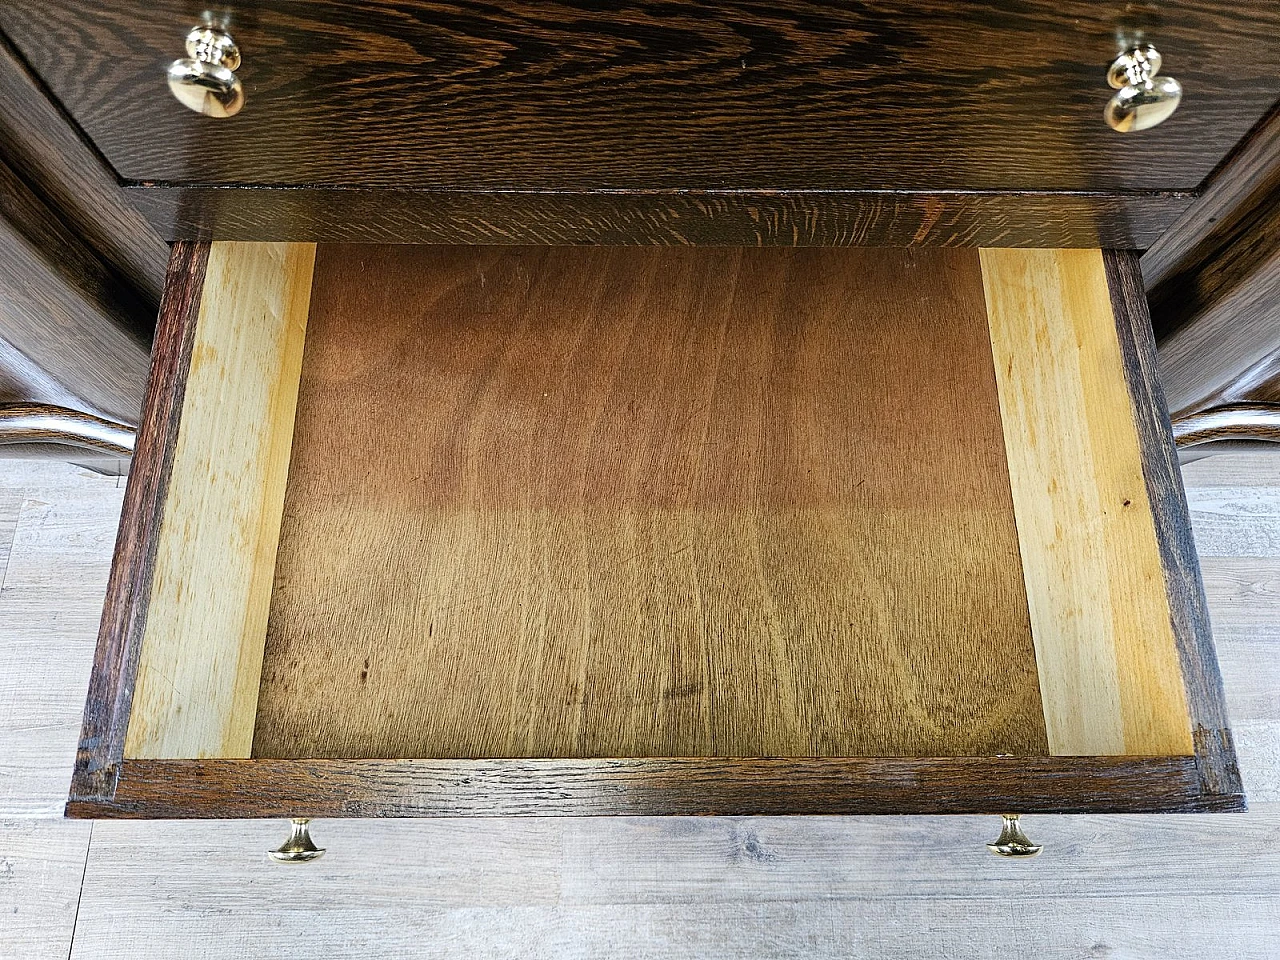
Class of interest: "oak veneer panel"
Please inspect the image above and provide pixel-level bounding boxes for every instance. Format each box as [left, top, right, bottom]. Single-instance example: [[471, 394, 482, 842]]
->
[[124, 185, 1190, 249], [77, 755, 1237, 818], [253, 245, 1047, 760], [0, 33, 166, 309], [980, 248, 1194, 757], [0, 156, 152, 425], [5, 1, 1280, 195], [123, 243, 316, 760]]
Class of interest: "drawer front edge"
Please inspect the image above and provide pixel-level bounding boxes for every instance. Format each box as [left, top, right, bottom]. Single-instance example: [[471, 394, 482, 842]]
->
[[69, 756, 1243, 819], [124, 186, 1192, 249]]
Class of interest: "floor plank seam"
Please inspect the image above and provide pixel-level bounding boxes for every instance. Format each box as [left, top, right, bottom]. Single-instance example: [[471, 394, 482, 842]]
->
[[66, 820, 92, 960]]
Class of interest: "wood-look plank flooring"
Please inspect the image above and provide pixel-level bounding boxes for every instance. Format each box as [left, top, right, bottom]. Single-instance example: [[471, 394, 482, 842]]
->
[[254, 246, 1044, 760], [0, 454, 1277, 959]]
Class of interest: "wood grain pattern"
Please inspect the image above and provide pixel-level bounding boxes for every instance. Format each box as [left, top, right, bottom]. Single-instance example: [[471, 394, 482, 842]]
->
[[66, 755, 1242, 819], [253, 245, 1046, 760], [124, 184, 1193, 249], [123, 243, 315, 760], [1179, 441, 1280, 465], [981, 248, 1193, 757], [4, 454, 1272, 960], [1199, 556, 1280, 643], [63, 898, 1280, 960], [1105, 250, 1244, 799], [1174, 402, 1280, 448], [0, 154, 152, 425], [68, 243, 1242, 817], [0, 404, 135, 457], [0, 820, 92, 959], [1144, 105, 1280, 417], [1185, 475, 1280, 561], [0, 465, 124, 817], [4, 1, 1277, 195], [67, 810, 1280, 909], [63, 812, 1280, 959], [0, 32, 166, 308], [69, 242, 207, 806]]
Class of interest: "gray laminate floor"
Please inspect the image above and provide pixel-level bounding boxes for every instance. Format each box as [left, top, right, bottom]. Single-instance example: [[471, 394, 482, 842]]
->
[[1, 455, 1277, 959]]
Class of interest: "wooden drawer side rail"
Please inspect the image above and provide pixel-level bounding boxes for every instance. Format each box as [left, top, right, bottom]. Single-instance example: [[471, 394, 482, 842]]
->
[[1104, 250, 1243, 798], [981, 248, 1193, 758], [71, 241, 209, 801], [71, 241, 317, 803], [121, 241, 315, 760]]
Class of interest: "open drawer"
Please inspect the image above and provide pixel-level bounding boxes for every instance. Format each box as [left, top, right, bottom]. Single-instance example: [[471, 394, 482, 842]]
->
[[67, 243, 1243, 818]]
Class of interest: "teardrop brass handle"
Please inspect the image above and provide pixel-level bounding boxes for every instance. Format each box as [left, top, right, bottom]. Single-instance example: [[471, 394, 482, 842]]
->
[[1104, 44, 1181, 132], [986, 814, 1043, 858], [167, 25, 244, 118]]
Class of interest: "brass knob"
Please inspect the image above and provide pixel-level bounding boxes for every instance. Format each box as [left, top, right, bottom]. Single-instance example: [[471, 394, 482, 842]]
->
[[167, 25, 244, 118], [268, 818, 325, 863], [1105, 44, 1181, 132], [986, 814, 1043, 857]]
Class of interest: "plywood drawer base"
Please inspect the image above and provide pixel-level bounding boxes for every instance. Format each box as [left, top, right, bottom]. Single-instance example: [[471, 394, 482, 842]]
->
[[67, 243, 1242, 818]]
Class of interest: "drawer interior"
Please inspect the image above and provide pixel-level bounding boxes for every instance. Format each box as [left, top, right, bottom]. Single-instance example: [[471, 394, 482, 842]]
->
[[121, 243, 1197, 764]]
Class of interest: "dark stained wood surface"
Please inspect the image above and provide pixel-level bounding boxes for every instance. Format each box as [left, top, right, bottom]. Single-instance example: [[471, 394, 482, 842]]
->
[[5, 2, 1280, 244], [0, 403, 135, 456], [0, 32, 167, 308], [66, 756, 1245, 819], [69, 242, 209, 806], [0, 33, 164, 462], [1104, 250, 1243, 800], [1144, 105, 1280, 416], [126, 185, 1191, 248], [253, 245, 1047, 761], [0, 155, 152, 425], [5, 1, 1277, 194], [1172, 402, 1280, 448]]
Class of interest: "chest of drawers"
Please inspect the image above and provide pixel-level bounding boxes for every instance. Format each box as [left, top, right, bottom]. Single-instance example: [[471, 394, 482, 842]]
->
[[0, 1, 1272, 839]]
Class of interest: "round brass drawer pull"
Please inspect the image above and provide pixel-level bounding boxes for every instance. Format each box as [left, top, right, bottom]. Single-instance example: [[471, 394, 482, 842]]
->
[[1105, 43, 1182, 132], [167, 25, 244, 118]]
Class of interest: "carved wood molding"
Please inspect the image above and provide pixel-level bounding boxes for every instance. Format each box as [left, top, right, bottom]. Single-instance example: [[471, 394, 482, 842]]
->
[[0, 402, 135, 456], [1172, 401, 1280, 449]]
